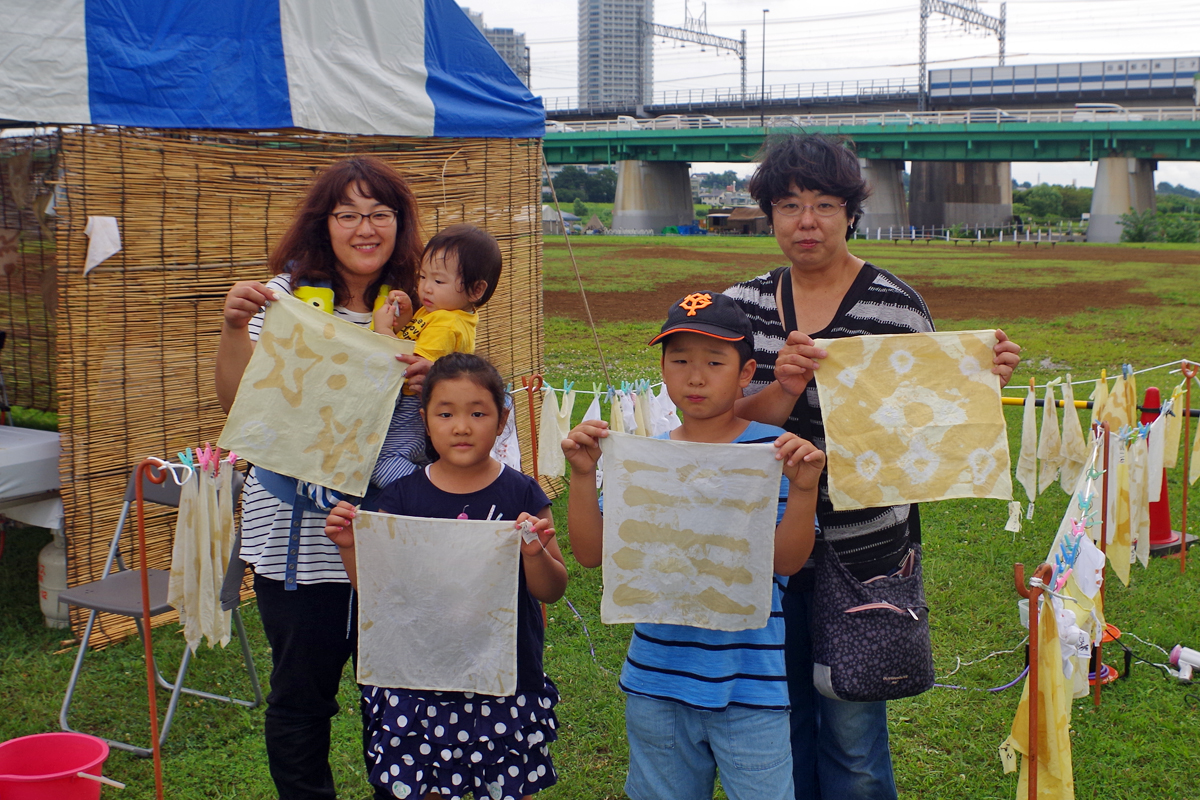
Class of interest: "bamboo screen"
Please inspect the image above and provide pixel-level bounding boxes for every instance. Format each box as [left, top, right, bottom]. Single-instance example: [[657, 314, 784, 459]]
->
[[55, 126, 553, 646], [0, 132, 59, 412]]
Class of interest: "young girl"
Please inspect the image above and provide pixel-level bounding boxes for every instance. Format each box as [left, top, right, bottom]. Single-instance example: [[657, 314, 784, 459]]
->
[[367, 223, 503, 489], [324, 353, 567, 800]]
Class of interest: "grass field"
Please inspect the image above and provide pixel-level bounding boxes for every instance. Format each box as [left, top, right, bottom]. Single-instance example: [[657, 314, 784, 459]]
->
[[2, 237, 1199, 798]]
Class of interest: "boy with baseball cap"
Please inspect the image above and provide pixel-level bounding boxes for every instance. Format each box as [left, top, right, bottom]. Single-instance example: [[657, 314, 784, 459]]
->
[[561, 291, 825, 800]]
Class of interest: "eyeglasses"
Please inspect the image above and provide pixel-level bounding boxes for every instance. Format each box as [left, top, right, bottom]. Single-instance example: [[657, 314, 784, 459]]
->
[[771, 200, 847, 218], [329, 210, 398, 229]]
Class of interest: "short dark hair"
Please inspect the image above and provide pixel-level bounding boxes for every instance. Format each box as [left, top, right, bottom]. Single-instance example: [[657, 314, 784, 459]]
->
[[423, 224, 503, 307], [421, 352, 507, 417], [270, 156, 422, 306], [748, 133, 870, 239], [660, 335, 755, 369]]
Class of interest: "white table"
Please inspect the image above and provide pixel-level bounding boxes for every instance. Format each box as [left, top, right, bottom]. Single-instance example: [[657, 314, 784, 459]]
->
[[0, 425, 63, 531]]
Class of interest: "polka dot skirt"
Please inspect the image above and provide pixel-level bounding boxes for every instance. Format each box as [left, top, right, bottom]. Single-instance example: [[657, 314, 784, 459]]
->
[[363, 677, 559, 800]]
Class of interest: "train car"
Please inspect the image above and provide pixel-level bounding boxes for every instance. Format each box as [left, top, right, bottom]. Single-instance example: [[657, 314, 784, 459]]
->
[[929, 56, 1198, 103]]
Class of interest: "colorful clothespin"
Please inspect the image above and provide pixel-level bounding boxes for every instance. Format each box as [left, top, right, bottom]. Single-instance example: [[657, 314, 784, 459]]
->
[[177, 447, 195, 470], [562, 380, 575, 394]]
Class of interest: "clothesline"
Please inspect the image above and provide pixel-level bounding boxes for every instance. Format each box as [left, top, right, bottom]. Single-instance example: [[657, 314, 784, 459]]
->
[[1000, 358, 1196, 393]]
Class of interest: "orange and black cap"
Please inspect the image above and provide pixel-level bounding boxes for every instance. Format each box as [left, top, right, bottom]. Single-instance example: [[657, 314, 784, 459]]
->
[[648, 291, 754, 346]]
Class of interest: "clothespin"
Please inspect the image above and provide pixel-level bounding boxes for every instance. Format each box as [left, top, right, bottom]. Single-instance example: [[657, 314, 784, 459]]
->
[[1046, 376, 1063, 388], [592, 382, 602, 400], [562, 380, 574, 394], [226, 451, 238, 465], [1122, 363, 1133, 379], [1136, 422, 1152, 440], [177, 448, 195, 470]]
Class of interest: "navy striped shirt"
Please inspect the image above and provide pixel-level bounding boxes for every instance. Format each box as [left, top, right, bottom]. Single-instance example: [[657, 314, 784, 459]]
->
[[725, 264, 934, 583], [615, 422, 798, 711]]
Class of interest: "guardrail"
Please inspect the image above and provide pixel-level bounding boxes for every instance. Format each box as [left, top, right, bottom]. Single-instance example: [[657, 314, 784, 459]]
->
[[543, 78, 921, 113], [548, 106, 1200, 132]]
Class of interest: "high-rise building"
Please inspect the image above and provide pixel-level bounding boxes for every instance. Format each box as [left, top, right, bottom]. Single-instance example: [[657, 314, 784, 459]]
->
[[460, 6, 530, 87], [578, 0, 653, 109]]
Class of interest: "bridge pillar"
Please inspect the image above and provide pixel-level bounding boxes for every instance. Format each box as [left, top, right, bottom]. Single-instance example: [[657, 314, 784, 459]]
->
[[1086, 158, 1157, 243], [858, 159, 909, 232], [611, 161, 695, 233], [909, 161, 1012, 228]]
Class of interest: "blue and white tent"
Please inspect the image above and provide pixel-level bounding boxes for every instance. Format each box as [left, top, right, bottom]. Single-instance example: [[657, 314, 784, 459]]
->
[[2, 0, 543, 138]]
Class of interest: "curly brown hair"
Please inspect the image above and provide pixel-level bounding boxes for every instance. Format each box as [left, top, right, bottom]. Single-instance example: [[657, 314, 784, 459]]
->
[[268, 156, 422, 306], [748, 133, 870, 239]]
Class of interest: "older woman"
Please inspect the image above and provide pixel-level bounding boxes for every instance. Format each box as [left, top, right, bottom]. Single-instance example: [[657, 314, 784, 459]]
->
[[725, 134, 1020, 800], [216, 156, 426, 800]]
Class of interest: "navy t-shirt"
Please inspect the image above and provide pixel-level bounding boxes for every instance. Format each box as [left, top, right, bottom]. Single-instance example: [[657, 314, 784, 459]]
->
[[365, 465, 553, 692]]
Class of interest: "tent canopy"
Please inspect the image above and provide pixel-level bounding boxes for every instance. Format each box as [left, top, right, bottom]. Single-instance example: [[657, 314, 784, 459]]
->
[[2, 0, 543, 138]]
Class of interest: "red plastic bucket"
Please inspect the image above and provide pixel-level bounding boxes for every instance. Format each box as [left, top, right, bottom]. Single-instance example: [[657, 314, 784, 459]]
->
[[0, 732, 110, 800]]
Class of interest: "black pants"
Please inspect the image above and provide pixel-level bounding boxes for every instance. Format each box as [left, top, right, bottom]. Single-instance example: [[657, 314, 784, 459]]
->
[[255, 573, 360, 800]]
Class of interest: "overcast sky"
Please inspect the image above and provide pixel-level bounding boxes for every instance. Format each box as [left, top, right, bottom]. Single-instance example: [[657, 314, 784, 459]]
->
[[461, 0, 1200, 188]]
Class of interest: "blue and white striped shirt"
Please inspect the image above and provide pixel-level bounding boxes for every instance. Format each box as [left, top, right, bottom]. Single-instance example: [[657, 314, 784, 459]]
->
[[614, 421, 802, 711]]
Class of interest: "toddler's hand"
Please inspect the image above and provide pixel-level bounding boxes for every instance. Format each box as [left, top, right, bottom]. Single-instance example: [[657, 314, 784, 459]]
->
[[324, 501, 358, 549], [562, 420, 609, 475], [774, 433, 826, 492], [515, 512, 556, 557]]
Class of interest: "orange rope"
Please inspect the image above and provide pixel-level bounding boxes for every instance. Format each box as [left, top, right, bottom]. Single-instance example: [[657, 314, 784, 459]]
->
[[134, 458, 167, 800]]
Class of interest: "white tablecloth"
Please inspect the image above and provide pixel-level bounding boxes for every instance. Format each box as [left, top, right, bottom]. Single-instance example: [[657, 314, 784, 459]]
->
[[0, 425, 63, 530]]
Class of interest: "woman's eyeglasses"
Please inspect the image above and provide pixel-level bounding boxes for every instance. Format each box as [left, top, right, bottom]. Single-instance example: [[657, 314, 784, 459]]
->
[[771, 200, 846, 218], [330, 210, 398, 228]]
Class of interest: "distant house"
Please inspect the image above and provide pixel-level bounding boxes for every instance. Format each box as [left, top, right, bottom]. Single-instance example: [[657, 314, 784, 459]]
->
[[542, 204, 580, 235], [707, 206, 769, 235], [585, 214, 607, 233]]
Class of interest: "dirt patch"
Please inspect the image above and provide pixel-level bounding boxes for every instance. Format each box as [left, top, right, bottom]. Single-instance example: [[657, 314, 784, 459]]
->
[[544, 241, 1182, 323]]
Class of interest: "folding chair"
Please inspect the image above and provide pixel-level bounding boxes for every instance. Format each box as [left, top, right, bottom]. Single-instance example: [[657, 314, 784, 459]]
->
[[59, 463, 263, 757]]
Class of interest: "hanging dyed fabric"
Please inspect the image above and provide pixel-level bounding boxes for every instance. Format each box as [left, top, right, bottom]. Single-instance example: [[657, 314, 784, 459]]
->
[[619, 390, 637, 434], [582, 390, 605, 488], [537, 384, 566, 478], [1130, 435, 1150, 568], [999, 602, 1075, 800], [1107, 437, 1132, 586], [1059, 378, 1087, 494], [634, 388, 654, 437], [354, 512, 521, 695], [650, 384, 681, 436], [1089, 376, 1109, 429], [168, 463, 236, 652], [609, 390, 626, 433], [1099, 374, 1131, 432], [1147, 405, 1167, 499], [1163, 382, 1185, 469], [813, 330, 1012, 510], [491, 394, 523, 472], [1037, 382, 1063, 496], [1017, 385, 1039, 514], [1190, 415, 1200, 485]]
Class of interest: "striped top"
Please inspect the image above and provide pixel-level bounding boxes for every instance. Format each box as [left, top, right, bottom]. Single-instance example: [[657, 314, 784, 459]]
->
[[725, 264, 934, 583], [238, 274, 373, 584], [616, 422, 797, 711]]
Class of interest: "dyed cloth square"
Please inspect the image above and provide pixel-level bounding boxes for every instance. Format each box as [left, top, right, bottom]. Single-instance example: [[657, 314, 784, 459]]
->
[[217, 293, 413, 495], [814, 330, 1012, 510], [354, 511, 521, 695], [599, 432, 782, 632]]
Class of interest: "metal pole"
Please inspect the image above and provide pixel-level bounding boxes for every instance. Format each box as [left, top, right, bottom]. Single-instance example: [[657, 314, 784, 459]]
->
[[761, 9, 768, 127], [999, 2, 1007, 66], [741, 29, 748, 102], [918, 0, 929, 112]]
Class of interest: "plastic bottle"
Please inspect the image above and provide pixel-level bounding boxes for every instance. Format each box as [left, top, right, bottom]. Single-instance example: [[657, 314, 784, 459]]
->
[[37, 531, 70, 629]]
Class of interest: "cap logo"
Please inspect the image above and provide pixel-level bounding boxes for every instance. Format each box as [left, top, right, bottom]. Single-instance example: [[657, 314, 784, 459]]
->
[[678, 293, 713, 317]]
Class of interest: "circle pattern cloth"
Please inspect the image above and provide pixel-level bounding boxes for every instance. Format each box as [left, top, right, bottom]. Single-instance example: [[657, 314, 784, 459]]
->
[[364, 677, 559, 800]]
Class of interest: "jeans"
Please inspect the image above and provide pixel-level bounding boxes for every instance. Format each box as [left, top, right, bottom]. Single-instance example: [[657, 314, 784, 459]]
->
[[255, 574, 360, 800], [624, 693, 793, 800], [783, 588, 898, 800]]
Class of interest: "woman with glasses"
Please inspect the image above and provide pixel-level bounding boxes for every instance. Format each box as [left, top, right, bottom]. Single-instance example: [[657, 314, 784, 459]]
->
[[725, 133, 1021, 800], [216, 156, 427, 800]]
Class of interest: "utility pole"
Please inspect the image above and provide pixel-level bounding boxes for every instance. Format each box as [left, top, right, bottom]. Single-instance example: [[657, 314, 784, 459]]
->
[[761, 9, 768, 126], [918, 0, 1006, 111]]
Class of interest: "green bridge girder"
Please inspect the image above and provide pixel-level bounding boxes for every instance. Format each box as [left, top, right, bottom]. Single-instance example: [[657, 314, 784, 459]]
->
[[542, 121, 1200, 164]]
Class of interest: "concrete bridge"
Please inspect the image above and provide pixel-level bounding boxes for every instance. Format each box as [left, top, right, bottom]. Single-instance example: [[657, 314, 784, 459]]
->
[[543, 107, 1200, 242]]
